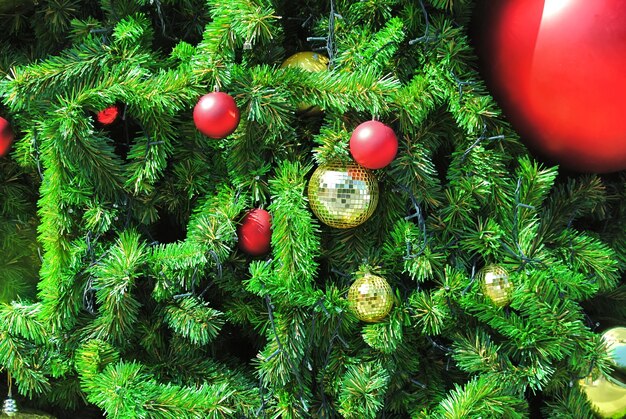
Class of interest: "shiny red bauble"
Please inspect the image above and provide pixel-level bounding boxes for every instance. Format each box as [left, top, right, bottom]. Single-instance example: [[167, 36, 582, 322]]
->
[[473, 0, 626, 173], [349, 121, 398, 169], [193, 92, 240, 139], [0, 117, 14, 157], [237, 209, 272, 256]]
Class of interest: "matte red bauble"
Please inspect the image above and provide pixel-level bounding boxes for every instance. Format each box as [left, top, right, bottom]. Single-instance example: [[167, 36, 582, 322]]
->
[[97, 105, 119, 125], [473, 0, 626, 173], [193, 92, 240, 139], [349, 121, 398, 169], [238, 209, 272, 256], [0, 117, 14, 157]]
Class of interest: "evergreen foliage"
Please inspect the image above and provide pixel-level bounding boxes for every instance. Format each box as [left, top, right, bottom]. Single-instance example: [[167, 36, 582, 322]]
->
[[0, 0, 625, 417]]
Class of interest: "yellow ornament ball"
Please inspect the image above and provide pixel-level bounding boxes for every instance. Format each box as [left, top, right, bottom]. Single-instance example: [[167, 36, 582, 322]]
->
[[580, 327, 626, 417], [604, 327, 626, 383], [348, 274, 394, 323], [308, 162, 379, 229], [281, 51, 329, 71], [477, 264, 513, 307], [280, 51, 329, 115], [580, 374, 626, 418]]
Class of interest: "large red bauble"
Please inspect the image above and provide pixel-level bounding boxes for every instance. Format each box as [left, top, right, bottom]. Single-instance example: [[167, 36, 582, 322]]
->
[[473, 0, 626, 173], [349, 121, 398, 169], [0, 117, 14, 157], [237, 209, 272, 256], [193, 92, 240, 139]]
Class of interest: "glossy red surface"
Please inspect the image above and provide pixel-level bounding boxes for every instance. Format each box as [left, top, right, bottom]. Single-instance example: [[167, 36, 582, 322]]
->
[[349, 121, 398, 170], [0, 117, 14, 157], [473, 0, 626, 172], [238, 209, 272, 256], [193, 92, 240, 139]]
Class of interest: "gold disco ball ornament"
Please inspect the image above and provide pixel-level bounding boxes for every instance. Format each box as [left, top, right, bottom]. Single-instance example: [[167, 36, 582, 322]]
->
[[477, 264, 513, 307], [348, 274, 393, 323], [280, 51, 329, 115], [580, 374, 626, 418], [307, 162, 379, 229]]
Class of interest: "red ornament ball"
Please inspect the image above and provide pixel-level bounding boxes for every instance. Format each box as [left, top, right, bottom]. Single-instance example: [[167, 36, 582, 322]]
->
[[193, 92, 240, 139], [0, 117, 14, 157], [473, 0, 626, 173], [349, 121, 398, 169], [237, 209, 272, 256], [97, 105, 119, 125]]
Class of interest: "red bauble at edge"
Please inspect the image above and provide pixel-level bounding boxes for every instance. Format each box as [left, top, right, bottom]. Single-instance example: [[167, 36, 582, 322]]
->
[[349, 120, 398, 170], [237, 209, 272, 256], [0, 117, 14, 157], [193, 92, 240, 139], [473, 0, 626, 173]]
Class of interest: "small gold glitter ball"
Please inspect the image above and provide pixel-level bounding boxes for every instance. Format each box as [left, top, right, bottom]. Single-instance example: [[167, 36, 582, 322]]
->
[[308, 162, 379, 229], [477, 264, 513, 307], [348, 274, 393, 322], [2, 398, 17, 417], [280, 51, 329, 115]]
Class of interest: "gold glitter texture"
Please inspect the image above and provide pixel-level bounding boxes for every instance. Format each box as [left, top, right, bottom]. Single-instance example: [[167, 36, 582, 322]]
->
[[477, 264, 513, 307], [308, 162, 379, 229], [348, 274, 393, 322]]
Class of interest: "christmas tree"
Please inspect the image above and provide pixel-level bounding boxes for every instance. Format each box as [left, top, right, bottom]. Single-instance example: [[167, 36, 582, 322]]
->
[[1, 0, 625, 417]]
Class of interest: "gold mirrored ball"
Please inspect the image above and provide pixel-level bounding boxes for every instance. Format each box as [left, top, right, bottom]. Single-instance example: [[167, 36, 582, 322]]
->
[[348, 274, 393, 323], [477, 264, 513, 307], [308, 162, 379, 229]]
